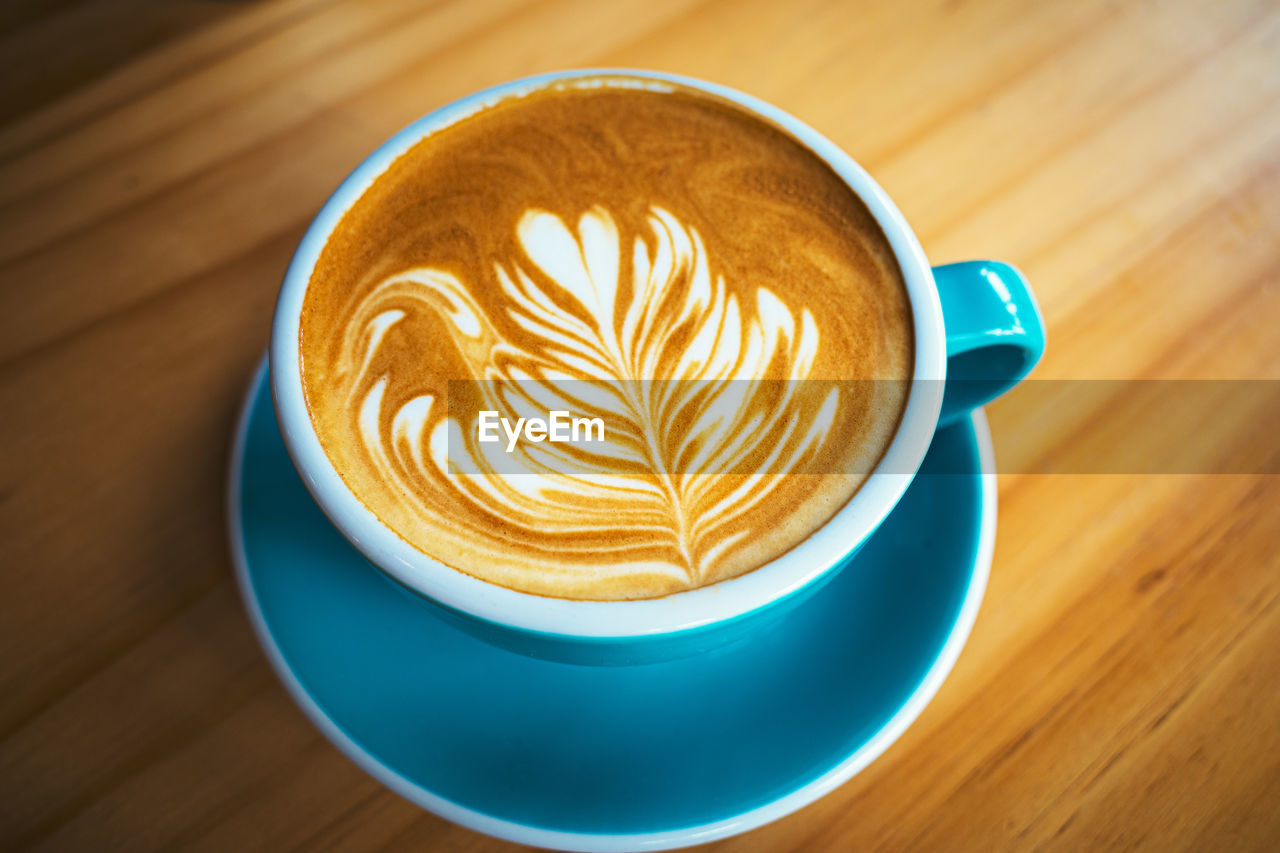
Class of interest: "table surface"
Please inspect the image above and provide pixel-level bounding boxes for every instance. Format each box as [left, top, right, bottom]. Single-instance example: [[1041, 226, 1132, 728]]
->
[[2, 0, 1278, 850]]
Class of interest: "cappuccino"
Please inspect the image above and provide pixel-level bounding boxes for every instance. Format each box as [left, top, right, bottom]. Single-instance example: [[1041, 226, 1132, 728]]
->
[[299, 77, 912, 600]]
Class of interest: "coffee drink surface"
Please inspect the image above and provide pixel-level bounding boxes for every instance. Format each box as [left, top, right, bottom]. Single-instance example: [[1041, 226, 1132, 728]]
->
[[300, 77, 913, 600]]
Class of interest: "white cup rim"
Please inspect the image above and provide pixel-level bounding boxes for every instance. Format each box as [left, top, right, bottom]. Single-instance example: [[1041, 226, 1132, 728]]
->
[[269, 68, 946, 638]]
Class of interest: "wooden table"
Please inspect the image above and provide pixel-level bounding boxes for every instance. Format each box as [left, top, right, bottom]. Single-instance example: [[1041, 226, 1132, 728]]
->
[[2, 0, 1277, 849]]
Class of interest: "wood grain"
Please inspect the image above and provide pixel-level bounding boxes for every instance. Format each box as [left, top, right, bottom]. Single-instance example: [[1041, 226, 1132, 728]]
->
[[1, 0, 1277, 849]]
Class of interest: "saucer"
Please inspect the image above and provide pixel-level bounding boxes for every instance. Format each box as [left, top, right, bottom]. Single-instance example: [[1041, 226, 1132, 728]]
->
[[228, 358, 994, 851]]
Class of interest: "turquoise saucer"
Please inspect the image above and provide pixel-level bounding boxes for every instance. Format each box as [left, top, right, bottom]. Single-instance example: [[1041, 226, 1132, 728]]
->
[[228, 359, 995, 850]]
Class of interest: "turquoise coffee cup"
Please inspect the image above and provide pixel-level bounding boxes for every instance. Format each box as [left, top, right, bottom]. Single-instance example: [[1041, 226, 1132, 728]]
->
[[269, 69, 1045, 665]]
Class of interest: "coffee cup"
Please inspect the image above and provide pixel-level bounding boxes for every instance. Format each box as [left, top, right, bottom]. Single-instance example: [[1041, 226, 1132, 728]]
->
[[269, 69, 1044, 665]]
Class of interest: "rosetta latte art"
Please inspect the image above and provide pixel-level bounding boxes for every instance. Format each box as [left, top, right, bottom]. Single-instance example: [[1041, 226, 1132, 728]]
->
[[334, 205, 841, 590]]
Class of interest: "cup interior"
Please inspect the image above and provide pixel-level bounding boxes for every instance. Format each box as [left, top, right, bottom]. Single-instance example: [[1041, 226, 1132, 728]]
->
[[269, 68, 948, 639]]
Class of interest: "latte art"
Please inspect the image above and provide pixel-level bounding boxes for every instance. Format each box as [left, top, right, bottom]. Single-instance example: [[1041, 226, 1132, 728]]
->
[[300, 80, 913, 599], [338, 204, 841, 587]]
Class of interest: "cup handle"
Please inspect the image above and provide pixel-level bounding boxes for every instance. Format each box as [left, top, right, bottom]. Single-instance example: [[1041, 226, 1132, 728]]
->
[[933, 260, 1046, 426]]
